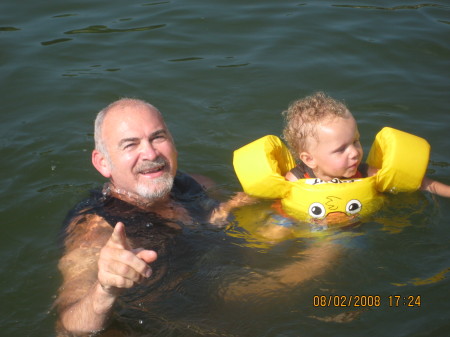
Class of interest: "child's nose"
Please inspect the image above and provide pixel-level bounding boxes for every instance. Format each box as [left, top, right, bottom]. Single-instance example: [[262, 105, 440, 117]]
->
[[349, 145, 359, 159]]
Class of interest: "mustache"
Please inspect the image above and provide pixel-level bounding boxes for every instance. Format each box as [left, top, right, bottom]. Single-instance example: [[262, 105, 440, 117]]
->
[[134, 157, 168, 173]]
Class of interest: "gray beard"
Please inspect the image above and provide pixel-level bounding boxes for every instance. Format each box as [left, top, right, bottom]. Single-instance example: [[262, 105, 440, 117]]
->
[[135, 173, 174, 200]]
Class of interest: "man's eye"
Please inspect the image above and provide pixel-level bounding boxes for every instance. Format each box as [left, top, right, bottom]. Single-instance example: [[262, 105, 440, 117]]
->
[[123, 143, 136, 149], [152, 135, 166, 142]]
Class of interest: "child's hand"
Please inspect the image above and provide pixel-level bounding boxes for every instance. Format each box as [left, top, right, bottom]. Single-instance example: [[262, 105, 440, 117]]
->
[[421, 177, 450, 198], [209, 192, 257, 226]]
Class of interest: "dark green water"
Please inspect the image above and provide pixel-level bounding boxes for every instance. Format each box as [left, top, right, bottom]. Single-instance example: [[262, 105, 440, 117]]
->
[[1, 1, 449, 336]]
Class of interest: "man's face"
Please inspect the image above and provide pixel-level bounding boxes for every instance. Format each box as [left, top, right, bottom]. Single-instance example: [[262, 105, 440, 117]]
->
[[99, 103, 178, 200]]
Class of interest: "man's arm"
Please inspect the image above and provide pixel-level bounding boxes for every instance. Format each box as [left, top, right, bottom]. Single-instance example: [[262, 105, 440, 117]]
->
[[56, 217, 157, 334]]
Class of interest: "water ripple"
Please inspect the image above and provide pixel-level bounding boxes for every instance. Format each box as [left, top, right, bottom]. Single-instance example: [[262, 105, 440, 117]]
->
[[333, 3, 446, 10], [64, 23, 166, 34], [216, 63, 249, 68], [142, 1, 170, 6], [0, 26, 20, 31], [41, 38, 72, 46], [169, 57, 204, 62]]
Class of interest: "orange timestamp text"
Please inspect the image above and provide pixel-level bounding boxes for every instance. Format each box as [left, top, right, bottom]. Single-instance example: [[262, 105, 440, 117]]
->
[[313, 295, 421, 307]]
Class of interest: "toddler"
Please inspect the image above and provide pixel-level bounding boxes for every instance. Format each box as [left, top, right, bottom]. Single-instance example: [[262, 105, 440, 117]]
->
[[282, 92, 450, 197]]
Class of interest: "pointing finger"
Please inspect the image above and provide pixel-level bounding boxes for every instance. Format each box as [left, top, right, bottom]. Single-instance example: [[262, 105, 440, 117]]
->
[[108, 222, 131, 250]]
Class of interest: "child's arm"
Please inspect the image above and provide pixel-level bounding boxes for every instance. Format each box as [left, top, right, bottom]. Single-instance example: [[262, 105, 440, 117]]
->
[[420, 177, 450, 198], [209, 192, 258, 226], [222, 239, 340, 301], [285, 170, 299, 182], [369, 166, 450, 198]]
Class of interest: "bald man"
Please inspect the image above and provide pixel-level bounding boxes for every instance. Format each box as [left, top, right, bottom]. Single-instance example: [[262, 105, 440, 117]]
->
[[55, 99, 251, 335]]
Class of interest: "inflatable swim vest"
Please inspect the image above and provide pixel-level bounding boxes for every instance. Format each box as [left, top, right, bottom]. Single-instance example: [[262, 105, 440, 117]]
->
[[233, 127, 430, 224]]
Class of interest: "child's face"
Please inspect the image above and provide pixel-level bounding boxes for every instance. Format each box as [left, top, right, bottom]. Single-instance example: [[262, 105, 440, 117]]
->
[[302, 116, 363, 181]]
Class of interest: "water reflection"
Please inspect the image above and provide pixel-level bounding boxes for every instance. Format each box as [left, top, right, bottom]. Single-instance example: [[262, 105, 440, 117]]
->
[[104, 203, 401, 336]]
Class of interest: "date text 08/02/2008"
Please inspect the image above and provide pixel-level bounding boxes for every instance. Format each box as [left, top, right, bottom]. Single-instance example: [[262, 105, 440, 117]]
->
[[313, 295, 421, 307]]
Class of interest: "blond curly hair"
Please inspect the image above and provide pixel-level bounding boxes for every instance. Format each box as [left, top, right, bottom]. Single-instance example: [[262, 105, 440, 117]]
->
[[282, 92, 353, 160]]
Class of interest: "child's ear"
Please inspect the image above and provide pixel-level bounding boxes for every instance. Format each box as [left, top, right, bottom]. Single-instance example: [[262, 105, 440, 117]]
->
[[92, 149, 112, 178], [300, 151, 317, 169]]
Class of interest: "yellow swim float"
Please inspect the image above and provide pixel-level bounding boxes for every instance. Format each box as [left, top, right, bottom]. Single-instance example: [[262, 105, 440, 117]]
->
[[233, 127, 430, 224]]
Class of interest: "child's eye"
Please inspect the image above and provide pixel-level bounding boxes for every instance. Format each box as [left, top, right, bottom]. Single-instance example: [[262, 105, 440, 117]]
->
[[334, 146, 346, 153]]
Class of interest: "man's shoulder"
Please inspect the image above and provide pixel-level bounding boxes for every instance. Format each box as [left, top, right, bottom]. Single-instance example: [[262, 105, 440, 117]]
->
[[172, 171, 208, 199], [172, 171, 219, 220], [60, 188, 110, 244], [63, 188, 105, 222], [186, 173, 216, 190]]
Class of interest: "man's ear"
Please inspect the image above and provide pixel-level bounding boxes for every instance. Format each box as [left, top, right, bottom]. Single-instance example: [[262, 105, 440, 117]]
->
[[300, 151, 317, 169], [92, 150, 112, 178]]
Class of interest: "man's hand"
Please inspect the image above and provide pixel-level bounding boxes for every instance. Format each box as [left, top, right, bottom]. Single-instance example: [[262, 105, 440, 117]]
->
[[57, 220, 158, 333], [97, 222, 158, 294]]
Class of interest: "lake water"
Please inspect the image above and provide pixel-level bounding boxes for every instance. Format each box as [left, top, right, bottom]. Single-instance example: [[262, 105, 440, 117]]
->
[[1, 0, 449, 336]]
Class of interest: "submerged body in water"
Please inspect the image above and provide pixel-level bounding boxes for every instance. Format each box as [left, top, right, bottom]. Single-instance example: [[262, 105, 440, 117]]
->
[[56, 172, 345, 336], [56, 172, 225, 336]]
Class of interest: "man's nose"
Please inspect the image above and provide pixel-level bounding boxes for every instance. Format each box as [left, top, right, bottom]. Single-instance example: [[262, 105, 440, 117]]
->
[[140, 141, 159, 160]]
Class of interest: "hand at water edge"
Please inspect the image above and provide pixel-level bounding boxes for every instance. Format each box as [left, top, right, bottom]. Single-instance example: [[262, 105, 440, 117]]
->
[[97, 222, 158, 295]]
